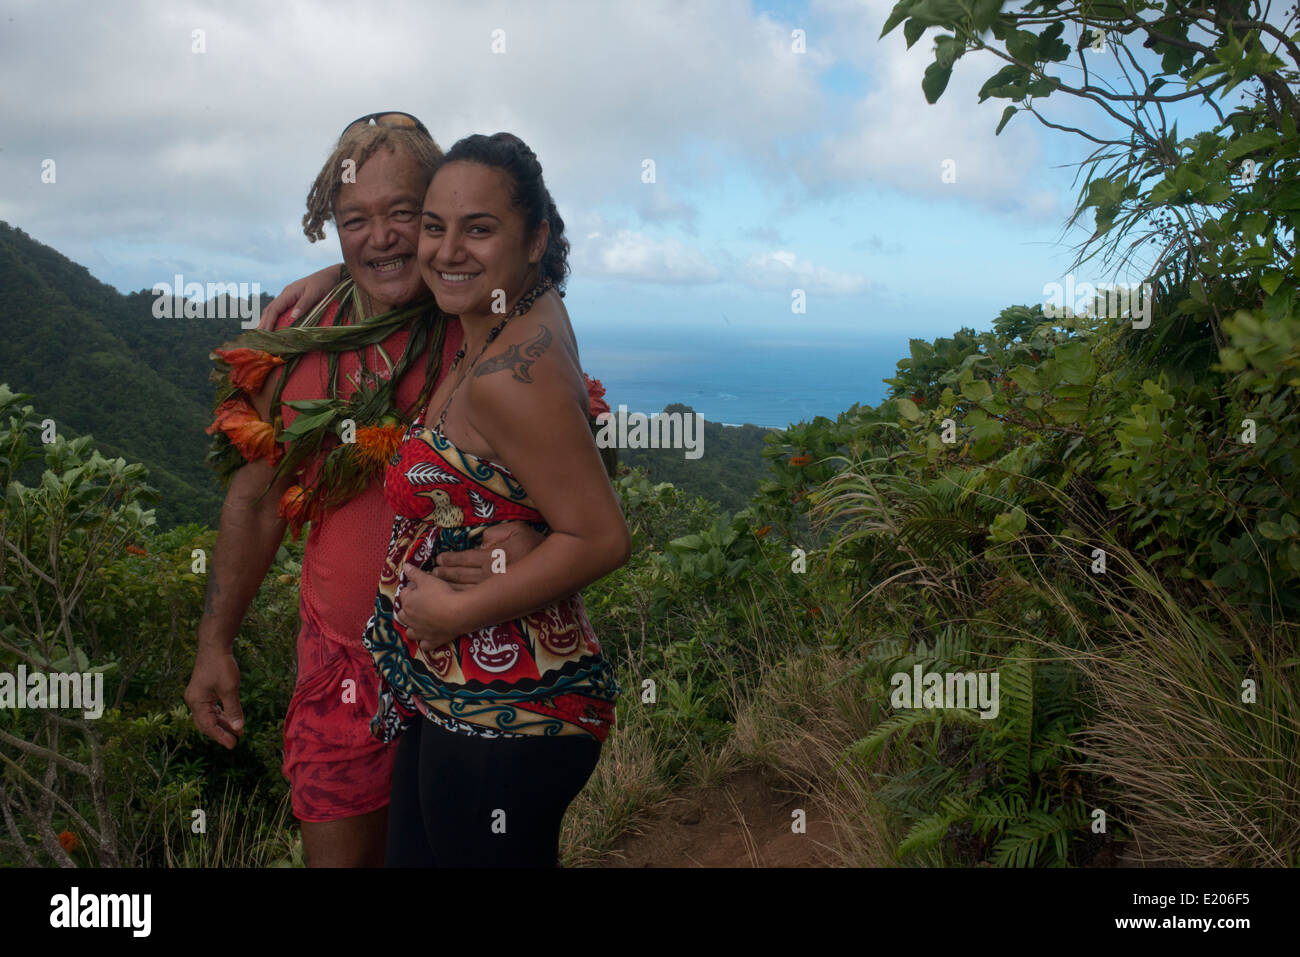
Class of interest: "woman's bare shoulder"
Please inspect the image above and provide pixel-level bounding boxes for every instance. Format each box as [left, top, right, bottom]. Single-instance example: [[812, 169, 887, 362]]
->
[[474, 292, 578, 384]]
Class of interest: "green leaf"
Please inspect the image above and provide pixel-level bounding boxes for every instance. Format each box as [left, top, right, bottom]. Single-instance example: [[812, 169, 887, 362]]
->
[[970, 0, 1001, 31], [978, 63, 1027, 102], [934, 34, 964, 68], [896, 397, 924, 422], [995, 105, 1016, 135], [922, 61, 953, 103], [1005, 28, 1037, 63], [1199, 181, 1231, 204], [879, 0, 915, 38], [284, 398, 337, 414], [1223, 130, 1280, 163], [1055, 342, 1095, 385], [989, 506, 1027, 543], [281, 409, 337, 437], [904, 17, 926, 48], [1010, 365, 1042, 391], [1083, 176, 1122, 210]]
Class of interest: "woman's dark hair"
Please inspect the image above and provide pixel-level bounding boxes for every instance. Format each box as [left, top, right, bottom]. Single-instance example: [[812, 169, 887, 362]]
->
[[435, 132, 570, 294]]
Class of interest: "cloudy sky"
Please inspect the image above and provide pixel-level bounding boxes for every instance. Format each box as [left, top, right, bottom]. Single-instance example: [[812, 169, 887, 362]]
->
[[0, 0, 1227, 404]]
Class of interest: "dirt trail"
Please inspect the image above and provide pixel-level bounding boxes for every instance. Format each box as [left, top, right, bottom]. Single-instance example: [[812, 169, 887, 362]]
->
[[596, 767, 1138, 867], [601, 767, 839, 867]]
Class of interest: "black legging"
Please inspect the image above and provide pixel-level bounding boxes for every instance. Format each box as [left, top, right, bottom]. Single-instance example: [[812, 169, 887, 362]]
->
[[385, 714, 602, 867]]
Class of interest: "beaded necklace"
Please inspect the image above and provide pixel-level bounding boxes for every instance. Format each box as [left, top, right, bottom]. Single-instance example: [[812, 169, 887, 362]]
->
[[428, 274, 554, 435]]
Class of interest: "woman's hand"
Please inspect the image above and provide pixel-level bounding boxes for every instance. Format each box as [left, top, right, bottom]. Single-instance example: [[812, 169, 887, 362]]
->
[[394, 563, 465, 654], [432, 521, 545, 590], [259, 264, 342, 331]]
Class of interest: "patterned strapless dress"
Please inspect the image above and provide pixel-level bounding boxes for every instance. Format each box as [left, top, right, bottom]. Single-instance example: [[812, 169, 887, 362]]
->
[[362, 416, 621, 744]]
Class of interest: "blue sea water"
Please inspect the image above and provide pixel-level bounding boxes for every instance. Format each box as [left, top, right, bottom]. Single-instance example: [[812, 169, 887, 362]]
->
[[578, 332, 907, 430]]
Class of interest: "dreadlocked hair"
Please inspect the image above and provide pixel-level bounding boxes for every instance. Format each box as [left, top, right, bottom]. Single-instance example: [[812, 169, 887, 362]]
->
[[302, 124, 443, 242]]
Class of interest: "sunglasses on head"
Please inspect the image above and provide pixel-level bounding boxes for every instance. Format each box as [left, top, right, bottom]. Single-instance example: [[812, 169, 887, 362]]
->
[[340, 111, 430, 138]]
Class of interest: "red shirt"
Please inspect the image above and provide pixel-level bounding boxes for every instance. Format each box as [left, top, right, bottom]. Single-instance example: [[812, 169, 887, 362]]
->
[[274, 300, 463, 649]]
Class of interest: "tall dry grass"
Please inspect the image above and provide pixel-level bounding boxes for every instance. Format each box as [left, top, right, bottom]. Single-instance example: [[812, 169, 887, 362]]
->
[[1044, 553, 1300, 866]]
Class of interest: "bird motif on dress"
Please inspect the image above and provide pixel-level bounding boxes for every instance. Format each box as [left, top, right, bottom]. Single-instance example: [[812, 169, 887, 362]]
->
[[419, 488, 464, 528]]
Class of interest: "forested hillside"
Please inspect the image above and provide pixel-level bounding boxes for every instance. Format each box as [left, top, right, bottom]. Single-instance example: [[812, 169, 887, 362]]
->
[[0, 223, 247, 526], [620, 403, 773, 514]]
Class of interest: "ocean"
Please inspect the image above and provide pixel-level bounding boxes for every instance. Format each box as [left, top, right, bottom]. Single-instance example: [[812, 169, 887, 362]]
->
[[578, 332, 907, 430]]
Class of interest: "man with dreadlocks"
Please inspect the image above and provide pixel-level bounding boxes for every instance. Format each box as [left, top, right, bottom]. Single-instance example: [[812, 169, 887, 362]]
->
[[184, 114, 542, 867]]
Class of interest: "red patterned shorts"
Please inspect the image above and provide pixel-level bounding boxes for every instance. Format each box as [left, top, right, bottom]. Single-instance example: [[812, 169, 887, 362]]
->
[[282, 612, 398, 823]]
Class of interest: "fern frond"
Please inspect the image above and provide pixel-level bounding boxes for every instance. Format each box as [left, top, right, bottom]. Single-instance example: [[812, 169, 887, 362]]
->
[[848, 709, 945, 762], [990, 808, 1072, 867], [969, 792, 1029, 840], [898, 795, 973, 857]]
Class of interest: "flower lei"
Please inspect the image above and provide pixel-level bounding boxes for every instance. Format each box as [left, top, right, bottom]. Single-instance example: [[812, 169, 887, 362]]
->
[[205, 269, 450, 539]]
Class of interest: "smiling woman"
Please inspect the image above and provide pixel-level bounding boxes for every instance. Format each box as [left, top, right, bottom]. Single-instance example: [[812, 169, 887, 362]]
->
[[361, 132, 630, 869]]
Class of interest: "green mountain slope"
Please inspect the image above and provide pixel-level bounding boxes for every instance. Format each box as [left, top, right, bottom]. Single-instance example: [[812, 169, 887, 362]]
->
[[0, 222, 250, 527]]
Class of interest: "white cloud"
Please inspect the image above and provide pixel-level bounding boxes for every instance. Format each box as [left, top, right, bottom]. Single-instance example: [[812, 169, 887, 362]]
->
[[741, 250, 871, 296], [803, 0, 1067, 219], [1, 0, 1079, 302], [633, 187, 699, 234], [0, 0, 838, 290], [583, 230, 721, 283]]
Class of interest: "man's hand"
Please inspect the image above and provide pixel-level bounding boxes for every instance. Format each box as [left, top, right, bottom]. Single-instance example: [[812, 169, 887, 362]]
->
[[431, 521, 545, 590], [259, 264, 342, 331], [184, 649, 246, 749], [395, 563, 464, 654]]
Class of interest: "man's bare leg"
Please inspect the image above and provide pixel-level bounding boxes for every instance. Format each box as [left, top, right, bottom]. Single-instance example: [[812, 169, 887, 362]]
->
[[300, 807, 388, 867]]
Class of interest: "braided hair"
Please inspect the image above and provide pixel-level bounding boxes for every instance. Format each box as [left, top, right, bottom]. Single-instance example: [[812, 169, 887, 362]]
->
[[434, 132, 570, 294]]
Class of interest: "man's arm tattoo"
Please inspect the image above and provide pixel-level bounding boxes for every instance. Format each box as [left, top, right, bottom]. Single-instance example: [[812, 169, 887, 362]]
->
[[473, 325, 552, 383]]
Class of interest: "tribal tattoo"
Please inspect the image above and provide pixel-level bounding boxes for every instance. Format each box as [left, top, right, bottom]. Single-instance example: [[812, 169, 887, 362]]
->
[[473, 325, 552, 383]]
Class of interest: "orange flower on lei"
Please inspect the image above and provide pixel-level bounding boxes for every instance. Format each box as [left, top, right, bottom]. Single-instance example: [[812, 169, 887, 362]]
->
[[277, 484, 317, 541], [206, 396, 281, 466], [213, 348, 286, 393], [353, 423, 406, 471]]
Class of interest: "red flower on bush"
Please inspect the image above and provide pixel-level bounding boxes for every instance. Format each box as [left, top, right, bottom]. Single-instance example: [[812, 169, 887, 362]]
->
[[58, 830, 79, 852], [206, 397, 281, 466], [214, 348, 286, 393], [125, 544, 148, 556], [583, 373, 611, 418], [788, 454, 812, 467]]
